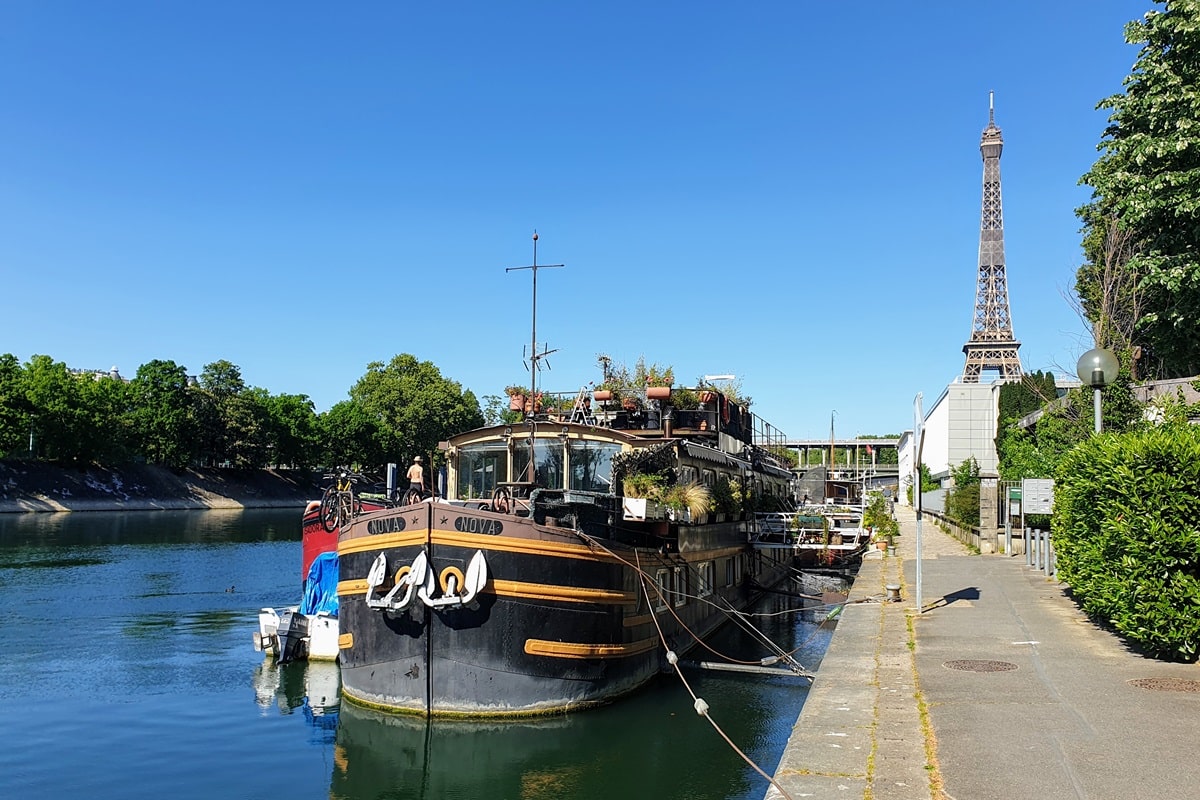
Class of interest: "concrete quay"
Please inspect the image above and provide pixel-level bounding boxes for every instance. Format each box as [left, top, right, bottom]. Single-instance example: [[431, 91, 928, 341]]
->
[[766, 505, 1200, 800]]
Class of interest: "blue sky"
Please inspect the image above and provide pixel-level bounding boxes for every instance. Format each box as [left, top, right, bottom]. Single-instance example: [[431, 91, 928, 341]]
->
[[1, 2, 1145, 441]]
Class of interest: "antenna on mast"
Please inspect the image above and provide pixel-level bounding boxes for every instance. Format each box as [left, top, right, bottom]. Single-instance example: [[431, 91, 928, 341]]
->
[[506, 231, 564, 404]]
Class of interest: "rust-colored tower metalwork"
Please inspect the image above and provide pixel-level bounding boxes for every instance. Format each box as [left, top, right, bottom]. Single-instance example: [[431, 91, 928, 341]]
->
[[962, 93, 1022, 382]]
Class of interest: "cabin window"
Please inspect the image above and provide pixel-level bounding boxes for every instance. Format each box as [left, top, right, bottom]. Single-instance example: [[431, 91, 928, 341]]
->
[[697, 561, 714, 598], [702, 469, 716, 488], [680, 465, 698, 485], [512, 438, 566, 489], [654, 569, 670, 611], [673, 567, 686, 607], [724, 558, 734, 587], [568, 441, 621, 493], [455, 442, 510, 499]]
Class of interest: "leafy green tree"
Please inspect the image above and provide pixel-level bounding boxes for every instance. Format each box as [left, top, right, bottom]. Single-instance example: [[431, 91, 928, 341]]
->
[[129, 359, 198, 468], [945, 457, 981, 526], [1077, 1, 1200, 378], [481, 394, 505, 426], [224, 388, 271, 468], [22, 356, 93, 462], [319, 400, 392, 469], [349, 354, 484, 466], [263, 392, 320, 469], [907, 462, 938, 504], [195, 360, 248, 466], [0, 354, 30, 457], [76, 371, 134, 463], [997, 371, 1059, 426]]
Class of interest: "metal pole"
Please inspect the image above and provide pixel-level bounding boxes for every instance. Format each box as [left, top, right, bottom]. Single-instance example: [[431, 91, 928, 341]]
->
[[913, 393, 925, 613], [1093, 386, 1102, 434], [1024, 527, 1032, 567]]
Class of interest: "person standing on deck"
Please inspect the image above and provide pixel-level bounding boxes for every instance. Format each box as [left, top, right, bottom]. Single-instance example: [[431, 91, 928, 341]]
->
[[407, 456, 425, 496]]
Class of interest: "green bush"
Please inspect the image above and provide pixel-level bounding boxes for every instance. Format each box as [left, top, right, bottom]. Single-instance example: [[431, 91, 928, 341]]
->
[[1054, 421, 1200, 661]]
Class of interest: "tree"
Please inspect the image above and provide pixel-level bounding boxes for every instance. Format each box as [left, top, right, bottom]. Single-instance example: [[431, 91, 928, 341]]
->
[[0, 354, 29, 457], [481, 394, 505, 426], [348, 354, 483, 467], [945, 457, 981, 526], [76, 371, 133, 463], [1077, 1, 1200, 378], [319, 400, 391, 469], [22, 355, 93, 462], [129, 360, 198, 468], [263, 392, 320, 469]]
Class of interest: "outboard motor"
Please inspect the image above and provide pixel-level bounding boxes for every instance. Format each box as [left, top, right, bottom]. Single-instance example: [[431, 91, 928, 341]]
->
[[277, 609, 310, 664]]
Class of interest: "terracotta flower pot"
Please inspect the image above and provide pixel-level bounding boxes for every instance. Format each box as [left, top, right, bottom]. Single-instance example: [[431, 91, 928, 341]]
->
[[593, 389, 612, 401], [646, 386, 671, 400], [509, 394, 526, 411]]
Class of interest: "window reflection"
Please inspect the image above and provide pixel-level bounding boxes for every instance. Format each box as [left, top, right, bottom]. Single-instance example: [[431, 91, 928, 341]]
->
[[456, 442, 510, 499], [512, 439, 565, 489], [569, 441, 620, 492]]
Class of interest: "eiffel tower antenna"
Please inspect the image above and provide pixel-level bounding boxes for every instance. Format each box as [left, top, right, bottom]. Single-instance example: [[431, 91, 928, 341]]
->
[[506, 230, 564, 405], [962, 92, 1023, 382]]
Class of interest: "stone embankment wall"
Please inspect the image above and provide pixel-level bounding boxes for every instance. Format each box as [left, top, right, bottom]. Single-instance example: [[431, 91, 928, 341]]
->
[[0, 460, 318, 513]]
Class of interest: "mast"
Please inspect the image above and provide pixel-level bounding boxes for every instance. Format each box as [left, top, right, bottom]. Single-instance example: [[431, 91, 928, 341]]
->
[[506, 231, 564, 481]]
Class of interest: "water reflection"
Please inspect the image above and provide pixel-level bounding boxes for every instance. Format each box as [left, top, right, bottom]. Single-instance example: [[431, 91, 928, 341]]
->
[[253, 658, 341, 745], [324, 583, 847, 800], [0, 507, 302, 547]]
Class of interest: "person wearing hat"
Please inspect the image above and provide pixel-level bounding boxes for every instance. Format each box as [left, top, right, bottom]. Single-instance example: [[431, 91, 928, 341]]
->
[[406, 456, 425, 498]]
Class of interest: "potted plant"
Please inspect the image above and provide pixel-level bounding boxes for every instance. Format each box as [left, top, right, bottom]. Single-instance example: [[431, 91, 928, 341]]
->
[[505, 385, 530, 411], [621, 471, 667, 521], [644, 363, 674, 400], [662, 481, 711, 523], [878, 515, 899, 555]]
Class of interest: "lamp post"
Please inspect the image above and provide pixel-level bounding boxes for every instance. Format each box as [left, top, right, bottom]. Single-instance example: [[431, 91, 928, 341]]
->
[[1075, 348, 1119, 434]]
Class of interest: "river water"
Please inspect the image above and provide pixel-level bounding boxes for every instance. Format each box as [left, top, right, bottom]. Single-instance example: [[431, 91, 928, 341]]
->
[[0, 508, 840, 800]]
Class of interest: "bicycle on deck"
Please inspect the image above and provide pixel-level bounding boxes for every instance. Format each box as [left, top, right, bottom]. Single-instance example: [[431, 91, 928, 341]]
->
[[320, 467, 367, 532]]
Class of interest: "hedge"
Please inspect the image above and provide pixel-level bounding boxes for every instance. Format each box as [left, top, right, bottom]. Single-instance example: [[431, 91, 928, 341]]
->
[[1053, 421, 1200, 661]]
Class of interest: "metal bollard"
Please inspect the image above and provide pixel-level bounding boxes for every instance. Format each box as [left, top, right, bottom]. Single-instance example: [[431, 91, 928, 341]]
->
[[1024, 527, 1032, 567], [1005, 522, 1012, 557], [1047, 535, 1055, 577]]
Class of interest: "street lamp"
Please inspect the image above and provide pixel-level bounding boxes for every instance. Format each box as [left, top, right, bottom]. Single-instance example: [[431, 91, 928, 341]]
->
[[1075, 348, 1119, 433]]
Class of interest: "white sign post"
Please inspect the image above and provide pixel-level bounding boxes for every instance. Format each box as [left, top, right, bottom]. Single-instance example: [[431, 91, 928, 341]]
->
[[913, 393, 925, 613]]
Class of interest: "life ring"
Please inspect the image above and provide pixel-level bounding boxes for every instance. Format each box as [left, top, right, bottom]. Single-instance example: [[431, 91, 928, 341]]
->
[[439, 566, 466, 595]]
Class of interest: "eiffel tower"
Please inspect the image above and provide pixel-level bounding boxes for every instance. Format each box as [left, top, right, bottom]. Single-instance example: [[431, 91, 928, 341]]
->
[[962, 93, 1022, 382]]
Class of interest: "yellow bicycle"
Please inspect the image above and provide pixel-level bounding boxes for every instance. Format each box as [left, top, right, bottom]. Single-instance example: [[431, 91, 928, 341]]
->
[[320, 467, 364, 532]]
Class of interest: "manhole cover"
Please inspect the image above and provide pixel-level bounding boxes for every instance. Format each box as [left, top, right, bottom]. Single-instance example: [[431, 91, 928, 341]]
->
[[943, 659, 1018, 673], [1128, 677, 1200, 693]]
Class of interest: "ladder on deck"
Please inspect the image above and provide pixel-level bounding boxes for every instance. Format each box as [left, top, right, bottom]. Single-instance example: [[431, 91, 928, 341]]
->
[[568, 386, 596, 425]]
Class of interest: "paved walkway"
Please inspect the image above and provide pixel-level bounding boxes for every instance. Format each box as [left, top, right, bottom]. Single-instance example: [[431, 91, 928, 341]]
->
[[766, 505, 1200, 800]]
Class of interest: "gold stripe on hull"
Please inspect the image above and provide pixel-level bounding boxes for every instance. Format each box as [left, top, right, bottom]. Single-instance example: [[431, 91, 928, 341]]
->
[[524, 637, 659, 659], [338, 525, 620, 562], [338, 531, 427, 556], [337, 576, 635, 605], [490, 579, 635, 606], [337, 579, 370, 596]]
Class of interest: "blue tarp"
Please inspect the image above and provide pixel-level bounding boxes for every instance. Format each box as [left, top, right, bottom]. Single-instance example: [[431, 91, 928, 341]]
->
[[300, 551, 339, 616]]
